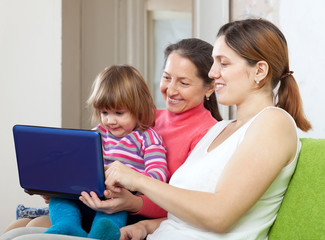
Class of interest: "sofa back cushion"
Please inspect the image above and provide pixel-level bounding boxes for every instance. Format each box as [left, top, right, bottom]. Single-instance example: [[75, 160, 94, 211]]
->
[[268, 138, 325, 239]]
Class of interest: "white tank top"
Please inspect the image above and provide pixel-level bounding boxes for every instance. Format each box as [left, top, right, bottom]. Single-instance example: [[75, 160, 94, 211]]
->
[[147, 107, 301, 240]]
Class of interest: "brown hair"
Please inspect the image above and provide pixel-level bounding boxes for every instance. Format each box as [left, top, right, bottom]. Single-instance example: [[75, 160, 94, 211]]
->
[[217, 18, 311, 131], [87, 65, 156, 131], [164, 38, 223, 121]]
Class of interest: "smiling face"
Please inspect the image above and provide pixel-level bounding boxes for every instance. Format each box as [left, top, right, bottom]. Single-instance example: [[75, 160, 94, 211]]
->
[[208, 36, 258, 106], [100, 108, 137, 138], [160, 52, 215, 114]]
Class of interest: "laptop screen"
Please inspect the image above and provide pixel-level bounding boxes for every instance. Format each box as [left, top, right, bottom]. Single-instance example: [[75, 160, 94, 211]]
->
[[13, 125, 105, 198]]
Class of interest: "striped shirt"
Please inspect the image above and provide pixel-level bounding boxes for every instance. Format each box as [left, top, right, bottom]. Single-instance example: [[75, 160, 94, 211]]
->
[[95, 125, 170, 183]]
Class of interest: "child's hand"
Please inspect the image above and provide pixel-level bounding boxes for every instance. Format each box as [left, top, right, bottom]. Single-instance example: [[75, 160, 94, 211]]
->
[[79, 189, 141, 214], [79, 191, 104, 211]]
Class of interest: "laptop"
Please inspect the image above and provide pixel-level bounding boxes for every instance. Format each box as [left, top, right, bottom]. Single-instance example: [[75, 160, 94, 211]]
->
[[12, 125, 106, 199]]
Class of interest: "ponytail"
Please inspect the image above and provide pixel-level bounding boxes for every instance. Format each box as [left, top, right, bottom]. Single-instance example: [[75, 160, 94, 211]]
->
[[276, 75, 311, 131], [204, 92, 223, 121]]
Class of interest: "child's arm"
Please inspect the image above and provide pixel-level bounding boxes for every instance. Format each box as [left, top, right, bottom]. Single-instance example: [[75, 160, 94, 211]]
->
[[138, 128, 170, 183], [79, 129, 170, 217], [126, 128, 169, 217]]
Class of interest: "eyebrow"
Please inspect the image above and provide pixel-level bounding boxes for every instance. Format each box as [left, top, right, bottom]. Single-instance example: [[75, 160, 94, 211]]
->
[[212, 54, 229, 61], [163, 71, 189, 80]]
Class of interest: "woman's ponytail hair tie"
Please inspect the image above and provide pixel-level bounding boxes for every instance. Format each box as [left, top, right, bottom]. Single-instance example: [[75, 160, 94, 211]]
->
[[280, 71, 294, 80]]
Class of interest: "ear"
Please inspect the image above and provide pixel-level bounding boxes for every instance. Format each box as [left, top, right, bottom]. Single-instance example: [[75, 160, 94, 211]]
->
[[254, 61, 269, 84], [205, 80, 217, 99]]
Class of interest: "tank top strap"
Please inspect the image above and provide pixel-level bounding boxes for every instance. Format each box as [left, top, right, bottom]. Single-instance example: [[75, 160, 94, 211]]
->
[[243, 106, 300, 162], [237, 106, 299, 146], [247, 106, 297, 129]]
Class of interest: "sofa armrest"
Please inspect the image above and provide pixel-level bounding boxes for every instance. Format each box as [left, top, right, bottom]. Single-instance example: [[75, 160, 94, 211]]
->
[[268, 138, 325, 239]]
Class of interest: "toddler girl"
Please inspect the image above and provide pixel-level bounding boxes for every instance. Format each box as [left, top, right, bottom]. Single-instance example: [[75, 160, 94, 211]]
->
[[45, 65, 169, 240]]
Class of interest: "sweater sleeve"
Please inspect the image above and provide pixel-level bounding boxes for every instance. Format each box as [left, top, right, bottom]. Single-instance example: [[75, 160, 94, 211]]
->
[[140, 129, 170, 182], [131, 194, 168, 218]]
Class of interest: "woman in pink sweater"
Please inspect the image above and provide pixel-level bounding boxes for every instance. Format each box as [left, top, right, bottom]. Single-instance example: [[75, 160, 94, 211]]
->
[[133, 38, 223, 219], [3, 38, 222, 235], [80, 38, 222, 222]]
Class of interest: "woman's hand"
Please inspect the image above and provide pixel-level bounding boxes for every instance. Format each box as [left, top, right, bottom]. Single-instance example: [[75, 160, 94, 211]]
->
[[79, 189, 143, 214], [80, 162, 146, 213], [120, 219, 164, 240], [120, 222, 148, 240], [105, 161, 144, 193]]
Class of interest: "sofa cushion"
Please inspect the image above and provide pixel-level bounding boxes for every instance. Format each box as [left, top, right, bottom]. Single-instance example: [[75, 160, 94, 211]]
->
[[268, 138, 325, 239]]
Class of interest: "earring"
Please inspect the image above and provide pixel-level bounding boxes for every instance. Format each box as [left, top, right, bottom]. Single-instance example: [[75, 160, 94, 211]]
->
[[256, 80, 260, 85], [206, 96, 210, 101]]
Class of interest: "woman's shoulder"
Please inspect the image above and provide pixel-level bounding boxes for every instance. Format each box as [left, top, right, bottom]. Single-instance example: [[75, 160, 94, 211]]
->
[[246, 107, 298, 153], [193, 111, 218, 130], [255, 107, 297, 128]]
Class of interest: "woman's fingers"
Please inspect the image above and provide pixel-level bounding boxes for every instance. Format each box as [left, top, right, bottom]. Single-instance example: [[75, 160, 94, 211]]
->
[[105, 161, 140, 192]]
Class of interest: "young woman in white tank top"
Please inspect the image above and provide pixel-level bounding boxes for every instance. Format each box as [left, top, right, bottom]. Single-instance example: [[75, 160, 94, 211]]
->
[[105, 19, 311, 240]]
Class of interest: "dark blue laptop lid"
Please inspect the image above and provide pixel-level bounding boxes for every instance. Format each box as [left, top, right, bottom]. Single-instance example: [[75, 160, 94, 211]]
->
[[13, 125, 105, 198]]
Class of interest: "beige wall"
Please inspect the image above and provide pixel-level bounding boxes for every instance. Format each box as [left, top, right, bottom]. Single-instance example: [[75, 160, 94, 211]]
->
[[62, 0, 147, 130], [0, 0, 147, 232], [79, 0, 146, 129], [0, 0, 62, 232], [61, 0, 82, 129]]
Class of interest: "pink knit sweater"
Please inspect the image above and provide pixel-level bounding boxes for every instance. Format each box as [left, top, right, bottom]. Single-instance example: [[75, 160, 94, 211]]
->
[[135, 103, 218, 218]]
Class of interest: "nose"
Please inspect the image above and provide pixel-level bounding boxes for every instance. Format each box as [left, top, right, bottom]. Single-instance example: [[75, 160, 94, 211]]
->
[[208, 62, 221, 80], [166, 79, 178, 95], [105, 114, 117, 125]]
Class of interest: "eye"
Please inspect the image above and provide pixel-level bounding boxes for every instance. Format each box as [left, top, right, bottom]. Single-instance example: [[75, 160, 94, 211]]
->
[[162, 74, 171, 81], [219, 58, 230, 67], [101, 110, 108, 115], [115, 110, 126, 115], [180, 81, 189, 86]]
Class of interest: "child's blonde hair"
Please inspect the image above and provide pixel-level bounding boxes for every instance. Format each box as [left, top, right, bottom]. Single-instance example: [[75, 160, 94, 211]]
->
[[87, 64, 156, 131]]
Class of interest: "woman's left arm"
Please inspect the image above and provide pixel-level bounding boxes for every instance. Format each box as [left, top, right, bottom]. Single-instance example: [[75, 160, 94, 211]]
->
[[106, 109, 298, 233]]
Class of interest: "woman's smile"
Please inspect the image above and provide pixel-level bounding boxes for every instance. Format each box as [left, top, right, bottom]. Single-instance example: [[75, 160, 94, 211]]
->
[[167, 97, 183, 104]]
